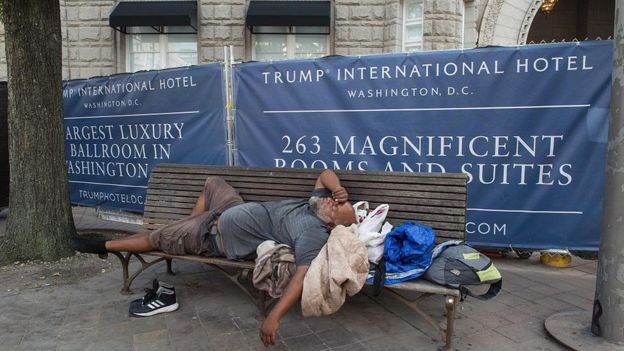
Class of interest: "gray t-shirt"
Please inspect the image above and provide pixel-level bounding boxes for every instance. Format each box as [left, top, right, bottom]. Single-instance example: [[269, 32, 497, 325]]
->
[[218, 199, 329, 266]]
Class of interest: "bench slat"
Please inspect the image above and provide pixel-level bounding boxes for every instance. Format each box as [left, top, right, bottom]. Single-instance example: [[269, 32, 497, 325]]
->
[[145, 251, 255, 269], [148, 174, 467, 194], [152, 164, 467, 182], [144, 199, 467, 216], [147, 183, 466, 202], [146, 187, 467, 208]]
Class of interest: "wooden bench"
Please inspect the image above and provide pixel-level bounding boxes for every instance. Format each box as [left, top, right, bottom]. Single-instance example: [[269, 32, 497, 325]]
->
[[104, 163, 467, 350]]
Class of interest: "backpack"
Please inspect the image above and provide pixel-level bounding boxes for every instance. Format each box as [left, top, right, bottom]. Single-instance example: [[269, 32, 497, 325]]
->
[[423, 242, 502, 301]]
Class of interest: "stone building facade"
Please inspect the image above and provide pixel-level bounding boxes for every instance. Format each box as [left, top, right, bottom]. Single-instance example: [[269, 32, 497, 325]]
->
[[0, 0, 614, 80]]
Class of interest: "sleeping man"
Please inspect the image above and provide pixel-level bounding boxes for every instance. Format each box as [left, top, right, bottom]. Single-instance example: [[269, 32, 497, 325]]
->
[[72, 169, 356, 347]]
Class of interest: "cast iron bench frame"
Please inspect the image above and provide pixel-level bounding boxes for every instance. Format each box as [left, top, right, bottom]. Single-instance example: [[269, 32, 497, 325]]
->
[[103, 164, 467, 350]]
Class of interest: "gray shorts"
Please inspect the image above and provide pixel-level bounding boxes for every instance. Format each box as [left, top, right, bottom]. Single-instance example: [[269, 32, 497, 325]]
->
[[148, 177, 244, 256]]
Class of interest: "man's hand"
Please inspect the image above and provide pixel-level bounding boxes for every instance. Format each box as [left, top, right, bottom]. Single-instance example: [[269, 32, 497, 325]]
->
[[257, 266, 308, 347], [332, 186, 348, 204], [260, 316, 280, 347]]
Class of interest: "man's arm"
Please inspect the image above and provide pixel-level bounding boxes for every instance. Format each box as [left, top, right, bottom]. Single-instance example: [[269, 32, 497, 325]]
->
[[260, 265, 309, 347], [314, 170, 348, 204]]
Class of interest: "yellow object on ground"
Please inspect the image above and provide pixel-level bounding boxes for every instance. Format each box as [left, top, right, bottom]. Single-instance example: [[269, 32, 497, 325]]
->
[[540, 251, 572, 268]]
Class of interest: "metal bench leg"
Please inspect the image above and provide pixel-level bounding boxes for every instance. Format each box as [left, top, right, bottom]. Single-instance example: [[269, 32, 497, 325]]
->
[[103, 252, 167, 294], [166, 258, 174, 275], [383, 289, 446, 340], [442, 295, 457, 351]]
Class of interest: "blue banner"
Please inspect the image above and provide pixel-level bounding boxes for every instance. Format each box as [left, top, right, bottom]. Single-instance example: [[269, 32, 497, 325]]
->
[[233, 42, 612, 250], [63, 64, 227, 212]]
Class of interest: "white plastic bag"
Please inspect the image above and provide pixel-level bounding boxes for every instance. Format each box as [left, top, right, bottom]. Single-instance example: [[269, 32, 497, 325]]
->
[[363, 222, 394, 263], [355, 204, 392, 264], [358, 204, 389, 235]]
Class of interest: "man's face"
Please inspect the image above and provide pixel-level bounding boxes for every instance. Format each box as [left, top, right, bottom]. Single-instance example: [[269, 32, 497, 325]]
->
[[331, 200, 356, 226]]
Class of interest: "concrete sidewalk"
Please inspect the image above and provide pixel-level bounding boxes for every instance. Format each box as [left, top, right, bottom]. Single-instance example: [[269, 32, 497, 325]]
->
[[0, 207, 602, 350]]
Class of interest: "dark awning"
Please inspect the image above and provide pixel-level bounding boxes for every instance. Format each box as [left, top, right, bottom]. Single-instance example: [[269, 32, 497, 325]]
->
[[246, 1, 330, 30], [109, 1, 197, 34]]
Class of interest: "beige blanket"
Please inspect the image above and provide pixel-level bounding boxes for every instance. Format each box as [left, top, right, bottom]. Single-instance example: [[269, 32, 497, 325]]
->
[[301, 224, 369, 317]]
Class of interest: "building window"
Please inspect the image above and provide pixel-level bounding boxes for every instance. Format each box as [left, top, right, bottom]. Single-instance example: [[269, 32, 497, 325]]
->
[[126, 26, 197, 72], [403, 0, 424, 52], [252, 26, 329, 61]]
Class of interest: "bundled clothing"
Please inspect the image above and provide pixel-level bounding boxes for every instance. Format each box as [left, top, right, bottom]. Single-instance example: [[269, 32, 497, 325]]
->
[[302, 225, 369, 317], [252, 241, 296, 298]]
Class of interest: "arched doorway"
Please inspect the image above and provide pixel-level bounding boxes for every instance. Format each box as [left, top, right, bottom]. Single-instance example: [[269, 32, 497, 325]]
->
[[527, 0, 614, 42]]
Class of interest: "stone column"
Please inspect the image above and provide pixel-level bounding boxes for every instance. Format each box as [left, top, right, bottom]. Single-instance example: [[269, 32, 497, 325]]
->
[[198, 0, 246, 63], [335, 0, 386, 55], [62, 0, 116, 79], [592, 0, 624, 343], [383, 0, 402, 53], [423, 0, 464, 51]]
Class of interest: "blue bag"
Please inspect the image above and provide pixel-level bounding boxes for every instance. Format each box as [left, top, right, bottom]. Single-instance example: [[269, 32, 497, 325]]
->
[[382, 222, 436, 284]]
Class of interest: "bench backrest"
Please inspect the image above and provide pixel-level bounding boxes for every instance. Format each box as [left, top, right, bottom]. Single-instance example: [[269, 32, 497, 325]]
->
[[144, 164, 468, 242]]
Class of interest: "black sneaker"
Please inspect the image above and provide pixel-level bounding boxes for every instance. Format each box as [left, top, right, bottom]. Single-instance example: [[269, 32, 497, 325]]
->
[[129, 280, 178, 317]]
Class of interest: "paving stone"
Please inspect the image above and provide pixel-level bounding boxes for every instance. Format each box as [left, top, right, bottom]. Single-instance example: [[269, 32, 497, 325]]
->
[[510, 335, 569, 350], [201, 318, 240, 336], [457, 329, 516, 351], [196, 305, 231, 321], [0, 334, 25, 351], [362, 330, 438, 351], [283, 333, 327, 351], [494, 322, 545, 343], [62, 305, 101, 330], [0, 305, 34, 322], [550, 292, 593, 310], [444, 315, 485, 338], [228, 301, 261, 318], [99, 300, 132, 325], [0, 319, 30, 334], [168, 327, 208, 344], [169, 336, 211, 351], [509, 302, 556, 320], [91, 334, 133, 351], [56, 327, 97, 351], [330, 342, 370, 350], [527, 283, 565, 295], [166, 312, 202, 337], [500, 309, 536, 323], [204, 331, 248, 351], [17, 328, 61, 351], [462, 311, 514, 329], [304, 316, 345, 333], [133, 329, 170, 351], [316, 326, 358, 348], [533, 296, 577, 312], [345, 317, 402, 342], [509, 289, 547, 302], [278, 319, 314, 339]]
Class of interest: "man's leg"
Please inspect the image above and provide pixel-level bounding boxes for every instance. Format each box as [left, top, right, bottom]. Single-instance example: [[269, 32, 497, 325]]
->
[[72, 177, 243, 255], [105, 232, 154, 252], [199, 177, 244, 214]]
